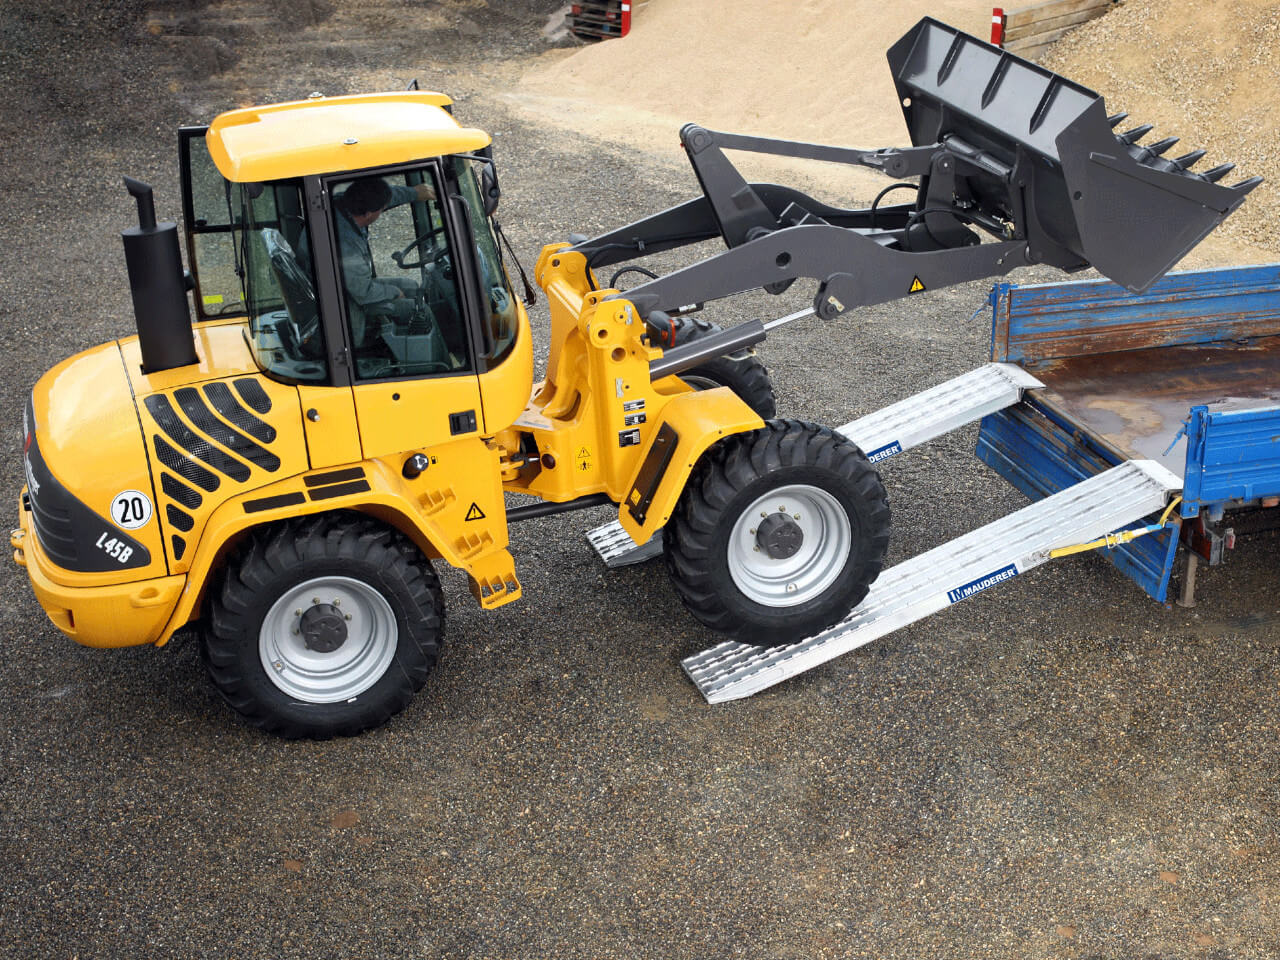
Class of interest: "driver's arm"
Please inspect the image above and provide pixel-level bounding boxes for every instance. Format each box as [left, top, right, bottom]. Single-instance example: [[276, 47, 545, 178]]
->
[[386, 182, 436, 209]]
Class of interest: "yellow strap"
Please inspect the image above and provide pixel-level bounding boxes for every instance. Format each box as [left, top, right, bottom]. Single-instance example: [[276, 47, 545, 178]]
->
[[1048, 497, 1182, 559]]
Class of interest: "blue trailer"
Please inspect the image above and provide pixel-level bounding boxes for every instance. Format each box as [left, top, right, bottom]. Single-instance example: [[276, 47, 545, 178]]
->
[[672, 262, 1280, 700]]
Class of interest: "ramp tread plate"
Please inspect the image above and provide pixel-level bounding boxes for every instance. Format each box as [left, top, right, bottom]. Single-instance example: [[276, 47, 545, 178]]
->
[[683, 459, 1181, 703], [838, 362, 1043, 460], [587, 523, 664, 567]]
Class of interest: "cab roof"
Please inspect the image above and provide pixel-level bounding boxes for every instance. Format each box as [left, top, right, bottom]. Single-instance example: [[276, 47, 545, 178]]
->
[[207, 91, 491, 182]]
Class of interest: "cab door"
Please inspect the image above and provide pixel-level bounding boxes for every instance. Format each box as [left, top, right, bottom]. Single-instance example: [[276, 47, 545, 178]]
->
[[320, 163, 486, 459]]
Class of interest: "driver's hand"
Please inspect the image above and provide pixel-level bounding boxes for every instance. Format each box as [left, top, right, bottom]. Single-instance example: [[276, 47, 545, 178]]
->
[[413, 183, 437, 204]]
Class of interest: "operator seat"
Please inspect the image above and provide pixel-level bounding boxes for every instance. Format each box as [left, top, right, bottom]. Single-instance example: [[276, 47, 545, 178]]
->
[[261, 228, 322, 360]]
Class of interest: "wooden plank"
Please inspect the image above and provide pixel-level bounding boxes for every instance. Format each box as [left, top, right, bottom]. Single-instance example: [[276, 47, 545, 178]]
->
[[1004, 0, 1112, 30], [1003, 38, 1058, 60], [1004, 6, 1115, 42], [1008, 34, 1071, 57]]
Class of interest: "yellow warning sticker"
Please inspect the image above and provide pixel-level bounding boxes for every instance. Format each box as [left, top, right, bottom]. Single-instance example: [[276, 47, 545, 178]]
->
[[575, 446, 592, 473], [909, 276, 926, 294], [202, 294, 224, 305], [465, 502, 485, 521]]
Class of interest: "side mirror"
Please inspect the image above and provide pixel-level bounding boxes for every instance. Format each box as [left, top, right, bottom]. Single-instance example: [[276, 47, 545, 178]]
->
[[480, 166, 500, 216], [478, 146, 500, 216]]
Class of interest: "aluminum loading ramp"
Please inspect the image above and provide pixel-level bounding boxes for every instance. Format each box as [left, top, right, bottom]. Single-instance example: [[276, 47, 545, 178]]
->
[[586, 362, 1046, 566], [682, 458, 1182, 702]]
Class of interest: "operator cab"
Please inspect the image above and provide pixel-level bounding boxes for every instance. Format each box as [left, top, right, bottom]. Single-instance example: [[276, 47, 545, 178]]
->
[[177, 93, 521, 392]]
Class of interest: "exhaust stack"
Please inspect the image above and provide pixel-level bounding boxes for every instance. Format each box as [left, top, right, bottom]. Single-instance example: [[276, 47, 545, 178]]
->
[[121, 177, 197, 373]]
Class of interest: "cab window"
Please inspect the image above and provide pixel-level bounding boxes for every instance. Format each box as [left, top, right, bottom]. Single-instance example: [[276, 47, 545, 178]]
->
[[179, 127, 249, 319], [453, 156, 520, 365], [330, 169, 472, 380]]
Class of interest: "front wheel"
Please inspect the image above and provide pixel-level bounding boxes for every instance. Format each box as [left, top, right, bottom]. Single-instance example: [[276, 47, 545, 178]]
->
[[202, 513, 444, 739], [664, 419, 890, 644]]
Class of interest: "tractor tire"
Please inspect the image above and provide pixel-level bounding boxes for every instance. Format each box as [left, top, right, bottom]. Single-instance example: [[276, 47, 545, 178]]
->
[[664, 419, 890, 645], [671, 316, 776, 419], [202, 512, 444, 739]]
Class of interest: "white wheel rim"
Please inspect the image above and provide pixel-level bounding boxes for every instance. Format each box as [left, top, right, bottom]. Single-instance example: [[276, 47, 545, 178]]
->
[[259, 575, 398, 703], [726, 484, 852, 607]]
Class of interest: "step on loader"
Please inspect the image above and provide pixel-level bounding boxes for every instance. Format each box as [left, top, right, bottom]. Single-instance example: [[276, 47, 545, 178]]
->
[[12, 19, 1256, 737]]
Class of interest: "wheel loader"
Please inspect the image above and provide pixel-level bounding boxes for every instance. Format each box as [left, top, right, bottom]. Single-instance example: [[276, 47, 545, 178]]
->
[[12, 19, 1258, 738]]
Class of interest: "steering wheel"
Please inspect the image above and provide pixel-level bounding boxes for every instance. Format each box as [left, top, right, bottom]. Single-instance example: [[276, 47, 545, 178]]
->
[[392, 225, 450, 270]]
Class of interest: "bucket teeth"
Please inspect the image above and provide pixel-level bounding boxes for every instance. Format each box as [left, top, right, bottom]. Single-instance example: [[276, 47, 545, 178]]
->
[[1146, 137, 1179, 156], [1199, 162, 1236, 183], [1233, 175, 1265, 193], [1118, 123, 1154, 145], [1172, 149, 1207, 170], [1107, 111, 1129, 128]]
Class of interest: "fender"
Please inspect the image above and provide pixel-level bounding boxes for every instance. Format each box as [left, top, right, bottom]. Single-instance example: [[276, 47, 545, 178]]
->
[[155, 437, 515, 644], [616, 387, 763, 546]]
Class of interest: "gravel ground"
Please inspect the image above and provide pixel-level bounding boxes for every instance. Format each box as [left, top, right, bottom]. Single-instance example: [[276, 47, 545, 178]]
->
[[1, 3, 1279, 959]]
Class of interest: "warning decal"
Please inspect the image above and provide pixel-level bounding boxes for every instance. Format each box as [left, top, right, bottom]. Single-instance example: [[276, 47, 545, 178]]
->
[[465, 502, 486, 521], [909, 276, 926, 294], [575, 446, 592, 473]]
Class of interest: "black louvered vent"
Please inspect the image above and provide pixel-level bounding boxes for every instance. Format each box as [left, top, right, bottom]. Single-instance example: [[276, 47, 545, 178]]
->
[[145, 394, 250, 482]]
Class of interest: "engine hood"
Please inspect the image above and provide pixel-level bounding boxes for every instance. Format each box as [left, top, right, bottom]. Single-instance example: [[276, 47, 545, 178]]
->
[[25, 341, 165, 583], [120, 318, 259, 396]]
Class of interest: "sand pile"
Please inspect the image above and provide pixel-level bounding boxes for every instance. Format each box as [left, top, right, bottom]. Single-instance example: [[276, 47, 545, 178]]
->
[[514, 0, 1277, 263], [514, 0, 990, 202]]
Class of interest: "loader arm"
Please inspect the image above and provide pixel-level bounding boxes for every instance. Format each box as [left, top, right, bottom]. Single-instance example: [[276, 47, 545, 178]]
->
[[570, 16, 1259, 336]]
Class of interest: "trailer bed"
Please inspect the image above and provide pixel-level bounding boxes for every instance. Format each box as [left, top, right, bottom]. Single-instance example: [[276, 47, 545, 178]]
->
[[1032, 335, 1280, 476], [979, 262, 1280, 602]]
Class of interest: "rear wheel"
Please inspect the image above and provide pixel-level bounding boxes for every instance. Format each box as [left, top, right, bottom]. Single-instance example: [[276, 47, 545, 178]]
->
[[671, 316, 776, 419], [664, 419, 890, 644], [202, 513, 444, 739]]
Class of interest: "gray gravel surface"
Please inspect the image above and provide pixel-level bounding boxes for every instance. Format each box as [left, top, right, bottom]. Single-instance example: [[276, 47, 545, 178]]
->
[[2, 3, 1279, 958]]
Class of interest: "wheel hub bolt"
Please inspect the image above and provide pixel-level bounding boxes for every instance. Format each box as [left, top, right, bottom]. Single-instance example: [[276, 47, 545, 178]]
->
[[756, 513, 804, 559], [298, 603, 349, 653]]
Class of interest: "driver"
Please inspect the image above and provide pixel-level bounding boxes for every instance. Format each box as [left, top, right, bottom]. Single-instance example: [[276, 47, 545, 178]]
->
[[334, 176, 436, 322]]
